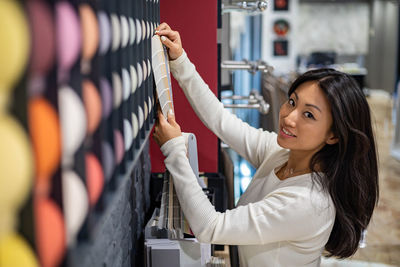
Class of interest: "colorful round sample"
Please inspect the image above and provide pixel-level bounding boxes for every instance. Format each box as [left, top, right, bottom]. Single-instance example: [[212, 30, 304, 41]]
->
[[130, 65, 138, 93], [122, 68, 131, 101], [120, 16, 129, 48], [98, 11, 112, 55], [148, 96, 153, 114], [135, 19, 141, 45], [102, 141, 114, 183], [123, 119, 133, 151], [111, 14, 121, 51], [62, 170, 89, 247], [29, 98, 61, 184], [0, 233, 39, 267], [129, 17, 136, 45], [0, 114, 33, 214], [100, 77, 113, 118], [112, 72, 123, 109], [138, 106, 144, 129], [141, 20, 146, 41], [58, 86, 87, 161], [35, 197, 66, 267], [114, 130, 124, 165], [56, 1, 81, 72], [0, 0, 29, 93], [27, 0, 55, 76], [79, 4, 99, 61], [137, 63, 143, 88], [85, 153, 104, 207], [83, 79, 102, 135], [147, 21, 151, 39], [142, 60, 147, 82], [147, 59, 152, 78], [131, 113, 139, 139]]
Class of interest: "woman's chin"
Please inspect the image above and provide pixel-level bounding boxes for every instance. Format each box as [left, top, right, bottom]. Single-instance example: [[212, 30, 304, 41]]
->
[[277, 137, 289, 149]]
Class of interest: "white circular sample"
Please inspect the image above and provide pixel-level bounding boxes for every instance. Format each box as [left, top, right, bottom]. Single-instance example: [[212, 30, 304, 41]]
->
[[148, 96, 152, 114], [129, 17, 135, 45], [111, 14, 121, 51], [147, 59, 151, 78], [130, 65, 138, 93], [120, 15, 129, 48], [123, 119, 133, 151], [137, 62, 143, 88], [138, 106, 144, 129], [131, 112, 139, 139], [135, 19, 141, 44], [62, 170, 89, 247], [58, 85, 87, 161], [142, 60, 147, 82], [122, 68, 131, 101], [146, 21, 151, 39], [141, 20, 146, 41]]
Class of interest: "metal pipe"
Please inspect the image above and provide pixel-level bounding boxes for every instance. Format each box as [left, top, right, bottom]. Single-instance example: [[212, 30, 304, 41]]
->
[[222, 1, 268, 13], [223, 102, 270, 114], [221, 95, 252, 100], [221, 60, 273, 74], [223, 103, 261, 109]]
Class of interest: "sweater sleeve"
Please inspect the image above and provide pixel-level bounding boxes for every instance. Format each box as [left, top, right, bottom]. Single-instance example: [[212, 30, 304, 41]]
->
[[161, 136, 334, 245], [169, 51, 279, 168]]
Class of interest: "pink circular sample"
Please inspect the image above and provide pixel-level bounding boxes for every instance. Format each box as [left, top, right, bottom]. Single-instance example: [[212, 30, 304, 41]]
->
[[56, 1, 81, 71]]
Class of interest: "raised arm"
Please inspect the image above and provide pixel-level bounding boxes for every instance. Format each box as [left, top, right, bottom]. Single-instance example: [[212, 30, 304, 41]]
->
[[156, 23, 279, 168], [159, 135, 334, 245]]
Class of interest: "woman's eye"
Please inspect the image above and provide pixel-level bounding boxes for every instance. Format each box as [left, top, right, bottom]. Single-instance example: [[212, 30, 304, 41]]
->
[[304, 112, 315, 119], [288, 98, 295, 106]]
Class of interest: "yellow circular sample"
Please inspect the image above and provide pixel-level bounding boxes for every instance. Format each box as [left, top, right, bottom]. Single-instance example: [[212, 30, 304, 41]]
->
[[0, 232, 39, 267]]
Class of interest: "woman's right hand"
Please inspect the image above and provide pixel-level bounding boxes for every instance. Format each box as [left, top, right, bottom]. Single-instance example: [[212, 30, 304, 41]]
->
[[155, 22, 183, 60]]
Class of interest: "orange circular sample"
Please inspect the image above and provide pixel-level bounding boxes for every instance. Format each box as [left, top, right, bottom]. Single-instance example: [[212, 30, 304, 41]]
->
[[79, 4, 99, 61], [82, 79, 102, 135], [29, 98, 61, 185]]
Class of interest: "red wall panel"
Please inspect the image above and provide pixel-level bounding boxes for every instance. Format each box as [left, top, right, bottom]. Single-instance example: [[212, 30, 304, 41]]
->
[[150, 0, 219, 173]]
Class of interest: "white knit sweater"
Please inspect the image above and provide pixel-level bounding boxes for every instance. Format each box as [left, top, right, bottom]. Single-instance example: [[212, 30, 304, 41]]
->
[[160, 51, 336, 267]]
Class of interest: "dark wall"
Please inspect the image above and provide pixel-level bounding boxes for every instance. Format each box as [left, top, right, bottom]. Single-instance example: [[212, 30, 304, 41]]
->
[[68, 141, 152, 267]]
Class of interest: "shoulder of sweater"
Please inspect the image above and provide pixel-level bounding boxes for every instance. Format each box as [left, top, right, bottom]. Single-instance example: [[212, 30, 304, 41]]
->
[[275, 178, 334, 214]]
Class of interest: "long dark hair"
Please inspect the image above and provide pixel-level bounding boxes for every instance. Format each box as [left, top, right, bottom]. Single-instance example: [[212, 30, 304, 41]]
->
[[288, 68, 379, 258]]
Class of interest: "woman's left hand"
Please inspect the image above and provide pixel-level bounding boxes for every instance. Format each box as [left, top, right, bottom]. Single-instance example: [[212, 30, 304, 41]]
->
[[153, 110, 182, 147]]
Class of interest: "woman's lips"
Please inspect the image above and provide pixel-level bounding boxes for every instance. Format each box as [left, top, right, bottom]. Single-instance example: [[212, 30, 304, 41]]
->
[[280, 127, 296, 138]]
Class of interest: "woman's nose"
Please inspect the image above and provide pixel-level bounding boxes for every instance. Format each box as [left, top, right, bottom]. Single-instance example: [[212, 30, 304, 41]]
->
[[284, 110, 297, 128]]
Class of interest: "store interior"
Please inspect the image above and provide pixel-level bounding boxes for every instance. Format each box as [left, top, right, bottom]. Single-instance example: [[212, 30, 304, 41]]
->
[[0, 0, 399, 266]]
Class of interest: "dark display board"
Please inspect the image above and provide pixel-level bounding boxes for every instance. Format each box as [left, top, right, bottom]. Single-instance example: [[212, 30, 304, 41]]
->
[[0, 0, 158, 266]]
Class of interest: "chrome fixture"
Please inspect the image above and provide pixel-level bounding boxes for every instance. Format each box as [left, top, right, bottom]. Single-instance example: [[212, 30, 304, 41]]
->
[[221, 60, 274, 75], [222, 90, 270, 114], [222, 1, 268, 13]]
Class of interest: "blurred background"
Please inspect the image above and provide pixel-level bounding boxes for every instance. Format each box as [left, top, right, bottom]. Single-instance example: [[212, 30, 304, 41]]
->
[[219, 0, 400, 266]]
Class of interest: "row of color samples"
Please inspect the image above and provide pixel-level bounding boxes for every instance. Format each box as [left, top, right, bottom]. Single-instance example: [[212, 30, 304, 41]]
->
[[0, 0, 159, 266]]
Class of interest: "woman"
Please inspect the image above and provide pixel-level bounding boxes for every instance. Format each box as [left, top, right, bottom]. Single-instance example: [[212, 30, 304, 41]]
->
[[152, 23, 379, 266]]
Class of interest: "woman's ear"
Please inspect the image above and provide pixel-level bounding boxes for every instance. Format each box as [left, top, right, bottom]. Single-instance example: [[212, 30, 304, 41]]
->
[[326, 132, 339, 145]]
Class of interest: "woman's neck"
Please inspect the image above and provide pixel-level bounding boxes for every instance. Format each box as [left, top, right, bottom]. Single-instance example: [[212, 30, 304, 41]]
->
[[286, 151, 312, 171], [276, 150, 315, 180]]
